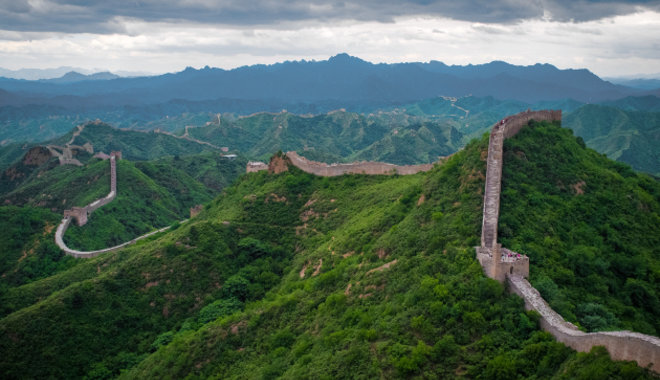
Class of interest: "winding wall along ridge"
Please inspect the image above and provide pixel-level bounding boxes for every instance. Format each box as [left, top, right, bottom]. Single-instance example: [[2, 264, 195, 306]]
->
[[477, 110, 660, 372], [285, 151, 435, 176], [54, 152, 179, 258]]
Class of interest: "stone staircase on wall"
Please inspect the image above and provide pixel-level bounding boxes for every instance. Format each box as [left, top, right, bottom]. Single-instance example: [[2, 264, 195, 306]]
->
[[480, 124, 504, 249], [476, 110, 660, 372]]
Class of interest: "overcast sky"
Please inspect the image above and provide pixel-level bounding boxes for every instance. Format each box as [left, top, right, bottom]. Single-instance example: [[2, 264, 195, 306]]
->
[[1, 0, 659, 78]]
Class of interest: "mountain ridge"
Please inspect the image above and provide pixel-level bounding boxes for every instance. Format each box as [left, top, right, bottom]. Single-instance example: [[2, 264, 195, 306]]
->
[[0, 54, 653, 108]]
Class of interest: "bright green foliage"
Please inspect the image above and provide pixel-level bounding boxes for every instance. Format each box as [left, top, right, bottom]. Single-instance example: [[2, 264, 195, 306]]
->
[[0, 125, 656, 379], [0, 206, 79, 307], [500, 121, 660, 334], [141, 151, 247, 192], [1, 152, 245, 250]]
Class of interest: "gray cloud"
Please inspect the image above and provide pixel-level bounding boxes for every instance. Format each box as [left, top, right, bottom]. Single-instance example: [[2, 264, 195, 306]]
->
[[0, 0, 658, 34]]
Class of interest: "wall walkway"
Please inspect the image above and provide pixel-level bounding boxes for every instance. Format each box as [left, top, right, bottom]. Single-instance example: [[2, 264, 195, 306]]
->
[[54, 152, 181, 258], [476, 110, 660, 372], [285, 151, 435, 176]]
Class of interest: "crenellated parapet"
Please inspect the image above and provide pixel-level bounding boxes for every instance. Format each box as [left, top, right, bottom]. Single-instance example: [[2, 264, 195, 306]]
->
[[477, 109, 561, 279], [475, 110, 660, 372], [63, 207, 88, 227], [57, 152, 121, 254], [284, 151, 435, 176]]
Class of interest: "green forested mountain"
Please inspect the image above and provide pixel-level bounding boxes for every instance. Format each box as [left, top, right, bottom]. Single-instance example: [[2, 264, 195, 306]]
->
[[0, 206, 78, 298], [0, 146, 246, 252], [563, 104, 660, 175], [48, 121, 220, 161], [3, 95, 660, 178], [499, 122, 660, 334], [0, 121, 657, 379], [187, 110, 464, 164]]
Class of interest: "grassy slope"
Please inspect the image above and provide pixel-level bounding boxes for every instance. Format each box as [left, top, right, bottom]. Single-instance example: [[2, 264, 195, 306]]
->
[[123, 138, 653, 379], [499, 121, 660, 334], [141, 152, 248, 192], [0, 126, 656, 379]]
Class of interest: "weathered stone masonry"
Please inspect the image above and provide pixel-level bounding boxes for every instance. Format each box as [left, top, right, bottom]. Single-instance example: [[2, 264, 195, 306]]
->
[[246, 151, 436, 176], [477, 110, 660, 372], [55, 151, 181, 258]]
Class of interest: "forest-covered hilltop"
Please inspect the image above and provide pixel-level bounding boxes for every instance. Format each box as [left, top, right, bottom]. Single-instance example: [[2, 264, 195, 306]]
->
[[0, 121, 658, 378]]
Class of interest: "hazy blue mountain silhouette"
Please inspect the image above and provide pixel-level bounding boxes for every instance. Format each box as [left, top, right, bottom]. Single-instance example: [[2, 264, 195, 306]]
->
[[0, 53, 654, 108]]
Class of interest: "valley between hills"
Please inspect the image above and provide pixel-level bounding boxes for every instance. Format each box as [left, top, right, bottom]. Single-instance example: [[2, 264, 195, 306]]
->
[[0, 57, 659, 379]]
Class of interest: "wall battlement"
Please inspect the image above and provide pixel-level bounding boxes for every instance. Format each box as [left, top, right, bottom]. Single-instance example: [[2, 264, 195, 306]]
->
[[478, 109, 561, 279], [57, 152, 120, 255], [509, 275, 660, 372], [475, 110, 660, 372], [285, 151, 435, 176], [55, 151, 183, 258], [246, 161, 269, 173]]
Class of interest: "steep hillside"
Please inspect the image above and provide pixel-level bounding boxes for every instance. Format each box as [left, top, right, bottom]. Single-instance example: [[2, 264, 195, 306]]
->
[[141, 151, 247, 192], [1, 127, 656, 378], [188, 110, 463, 164], [563, 105, 660, 175], [0, 206, 78, 294], [47, 121, 220, 161], [0, 150, 246, 251], [499, 122, 660, 334], [61, 159, 210, 251]]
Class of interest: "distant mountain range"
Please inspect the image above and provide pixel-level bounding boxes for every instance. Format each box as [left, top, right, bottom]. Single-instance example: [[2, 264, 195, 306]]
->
[[39, 71, 120, 83], [0, 67, 148, 80], [1, 54, 658, 110]]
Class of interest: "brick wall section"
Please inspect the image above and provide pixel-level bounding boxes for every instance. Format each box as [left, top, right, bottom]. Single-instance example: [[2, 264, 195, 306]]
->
[[56, 152, 124, 256], [480, 126, 504, 249], [246, 161, 269, 173], [475, 110, 660, 372], [480, 109, 562, 249], [55, 217, 174, 258], [509, 275, 660, 372], [56, 151, 183, 258], [286, 151, 435, 176]]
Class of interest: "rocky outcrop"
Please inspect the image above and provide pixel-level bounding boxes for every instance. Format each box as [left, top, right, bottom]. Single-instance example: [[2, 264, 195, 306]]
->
[[22, 146, 52, 166]]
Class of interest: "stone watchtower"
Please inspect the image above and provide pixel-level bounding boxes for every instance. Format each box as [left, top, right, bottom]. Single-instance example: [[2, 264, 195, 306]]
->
[[62, 151, 121, 227], [64, 207, 88, 226]]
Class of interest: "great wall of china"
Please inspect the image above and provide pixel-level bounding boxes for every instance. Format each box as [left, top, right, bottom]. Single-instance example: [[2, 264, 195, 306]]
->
[[54, 151, 180, 258], [247, 151, 436, 176], [477, 110, 660, 372], [49, 113, 659, 370]]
